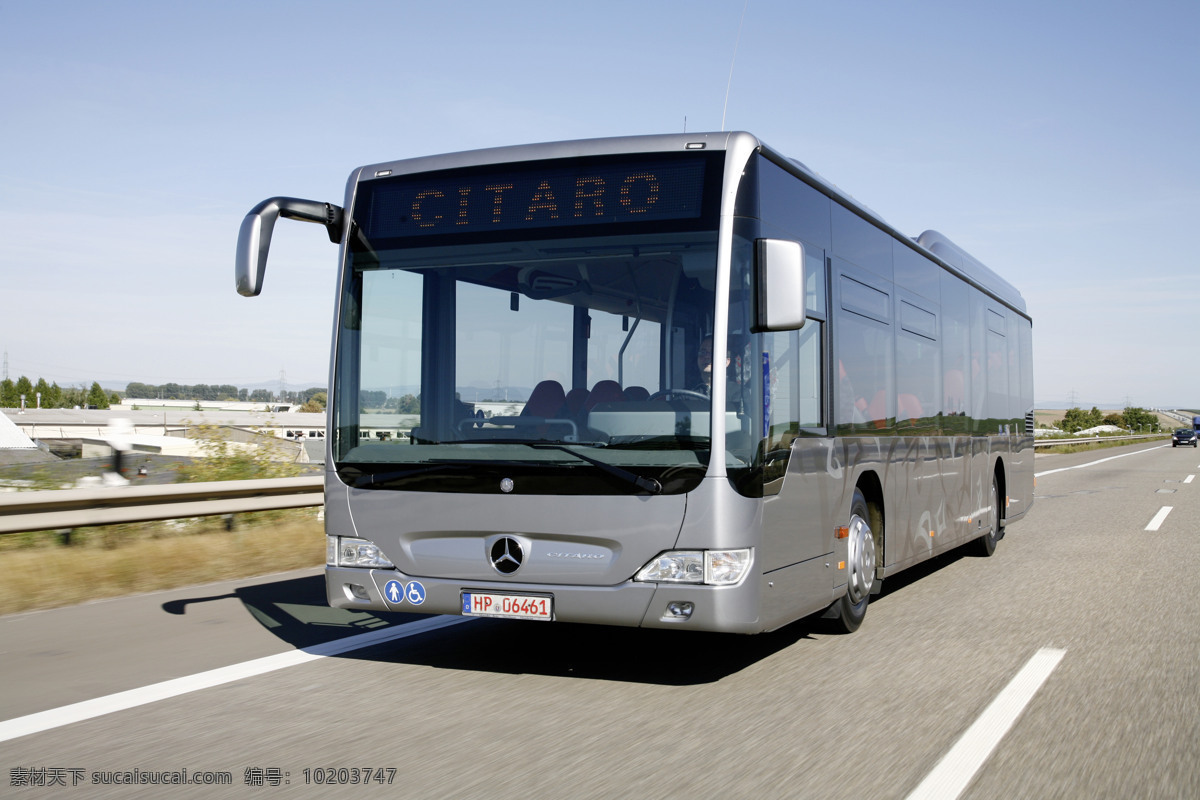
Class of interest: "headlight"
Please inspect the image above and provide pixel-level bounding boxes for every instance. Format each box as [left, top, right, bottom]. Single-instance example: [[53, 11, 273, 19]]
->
[[327, 535, 395, 568], [634, 549, 752, 585], [635, 551, 704, 583]]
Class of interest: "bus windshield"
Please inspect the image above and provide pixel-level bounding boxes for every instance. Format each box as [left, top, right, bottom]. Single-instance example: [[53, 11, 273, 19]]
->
[[333, 222, 723, 495]]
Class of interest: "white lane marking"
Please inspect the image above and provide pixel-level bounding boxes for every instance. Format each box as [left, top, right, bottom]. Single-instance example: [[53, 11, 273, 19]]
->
[[1145, 507, 1173, 531], [0, 616, 470, 743], [1184, 475, 1195, 484], [906, 647, 1066, 800], [1035, 445, 1165, 478]]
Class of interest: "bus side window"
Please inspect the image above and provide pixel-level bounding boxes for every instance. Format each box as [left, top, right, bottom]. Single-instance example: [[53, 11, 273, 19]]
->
[[759, 320, 822, 466]]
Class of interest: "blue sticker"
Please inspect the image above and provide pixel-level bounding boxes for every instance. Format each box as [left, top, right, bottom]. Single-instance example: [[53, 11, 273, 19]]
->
[[405, 581, 427, 606], [762, 351, 772, 439], [383, 580, 404, 604]]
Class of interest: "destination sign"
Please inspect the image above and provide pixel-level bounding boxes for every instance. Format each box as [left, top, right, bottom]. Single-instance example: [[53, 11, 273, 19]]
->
[[357, 155, 713, 241]]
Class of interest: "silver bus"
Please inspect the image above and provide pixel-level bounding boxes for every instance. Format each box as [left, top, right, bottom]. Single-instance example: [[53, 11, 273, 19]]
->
[[236, 132, 1033, 634]]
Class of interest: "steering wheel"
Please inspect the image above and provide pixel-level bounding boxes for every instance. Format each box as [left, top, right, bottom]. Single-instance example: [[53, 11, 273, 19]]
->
[[647, 389, 709, 402]]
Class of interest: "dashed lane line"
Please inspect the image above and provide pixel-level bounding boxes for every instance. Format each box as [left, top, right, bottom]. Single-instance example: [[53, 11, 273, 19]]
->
[[906, 647, 1067, 800], [1145, 506, 1174, 531]]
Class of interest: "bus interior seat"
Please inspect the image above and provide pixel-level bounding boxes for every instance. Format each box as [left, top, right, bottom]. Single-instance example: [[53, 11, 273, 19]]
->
[[523, 380, 566, 417], [564, 387, 589, 418], [584, 380, 624, 411], [623, 385, 649, 401]]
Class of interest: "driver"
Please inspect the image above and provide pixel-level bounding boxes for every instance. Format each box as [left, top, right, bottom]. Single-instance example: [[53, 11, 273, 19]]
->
[[694, 335, 729, 397]]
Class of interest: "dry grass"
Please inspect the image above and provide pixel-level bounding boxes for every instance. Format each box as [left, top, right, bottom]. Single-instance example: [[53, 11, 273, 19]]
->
[[0, 512, 325, 616], [1035, 409, 1181, 430], [1035, 437, 1168, 455]]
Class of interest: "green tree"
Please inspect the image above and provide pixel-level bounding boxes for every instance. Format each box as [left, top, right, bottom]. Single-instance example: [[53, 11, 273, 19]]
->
[[61, 385, 86, 408], [1057, 407, 1104, 433], [0, 378, 15, 408], [1123, 407, 1160, 432], [299, 391, 327, 412], [174, 424, 304, 482], [360, 390, 387, 408], [86, 382, 110, 409], [33, 378, 55, 408], [14, 376, 33, 407]]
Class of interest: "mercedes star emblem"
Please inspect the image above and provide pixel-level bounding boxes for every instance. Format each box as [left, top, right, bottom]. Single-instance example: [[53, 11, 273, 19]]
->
[[490, 537, 523, 574]]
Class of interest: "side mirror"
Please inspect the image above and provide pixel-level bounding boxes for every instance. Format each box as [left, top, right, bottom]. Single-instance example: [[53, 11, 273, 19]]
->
[[235, 197, 345, 297], [755, 239, 806, 331]]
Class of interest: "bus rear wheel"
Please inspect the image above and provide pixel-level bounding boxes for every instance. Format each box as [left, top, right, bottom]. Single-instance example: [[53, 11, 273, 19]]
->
[[826, 488, 876, 634], [971, 475, 1001, 557]]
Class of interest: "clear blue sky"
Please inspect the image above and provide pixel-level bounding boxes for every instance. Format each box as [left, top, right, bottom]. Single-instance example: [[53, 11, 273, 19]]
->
[[2, 0, 1197, 408]]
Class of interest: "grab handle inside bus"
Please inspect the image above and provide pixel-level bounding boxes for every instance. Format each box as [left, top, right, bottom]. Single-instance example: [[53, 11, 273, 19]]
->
[[755, 238, 806, 331], [236, 197, 345, 296]]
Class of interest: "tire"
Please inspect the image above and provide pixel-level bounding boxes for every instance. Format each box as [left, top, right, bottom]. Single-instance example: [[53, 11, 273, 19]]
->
[[972, 475, 1001, 557], [826, 488, 876, 633]]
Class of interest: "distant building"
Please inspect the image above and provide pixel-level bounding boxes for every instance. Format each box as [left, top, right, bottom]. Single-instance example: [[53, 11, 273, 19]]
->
[[0, 412, 37, 449], [2, 408, 326, 464], [117, 399, 299, 413], [0, 410, 57, 469]]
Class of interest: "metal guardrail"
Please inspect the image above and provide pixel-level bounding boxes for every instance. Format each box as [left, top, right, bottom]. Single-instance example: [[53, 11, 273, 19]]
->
[[0, 476, 324, 535], [1033, 433, 1167, 448]]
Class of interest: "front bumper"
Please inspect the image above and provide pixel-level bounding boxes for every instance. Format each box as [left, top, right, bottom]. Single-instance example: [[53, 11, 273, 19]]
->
[[326, 566, 764, 633]]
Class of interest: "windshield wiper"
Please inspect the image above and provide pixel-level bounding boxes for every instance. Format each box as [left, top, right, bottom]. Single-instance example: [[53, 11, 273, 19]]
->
[[458, 438, 660, 493], [346, 461, 470, 488], [525, 442, 662, 494]]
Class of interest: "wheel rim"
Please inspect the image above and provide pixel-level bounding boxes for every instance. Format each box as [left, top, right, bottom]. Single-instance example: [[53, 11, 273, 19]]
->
[[846, 512, 876, 603], [989, 480, 1000, 539]]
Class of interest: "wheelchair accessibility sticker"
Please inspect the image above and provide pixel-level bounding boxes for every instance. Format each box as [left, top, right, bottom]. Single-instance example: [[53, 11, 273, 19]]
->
[[404, 581, 426, 605]]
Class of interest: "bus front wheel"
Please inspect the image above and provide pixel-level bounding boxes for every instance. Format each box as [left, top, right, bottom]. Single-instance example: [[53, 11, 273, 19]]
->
[[826, 488, 876, 634]]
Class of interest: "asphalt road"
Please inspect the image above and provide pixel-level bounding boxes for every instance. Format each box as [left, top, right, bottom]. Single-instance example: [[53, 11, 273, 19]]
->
[[1, 442, 1196, 799]]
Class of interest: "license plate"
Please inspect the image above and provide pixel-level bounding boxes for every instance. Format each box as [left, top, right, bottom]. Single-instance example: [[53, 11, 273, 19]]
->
[[461, 591, 553, 621]]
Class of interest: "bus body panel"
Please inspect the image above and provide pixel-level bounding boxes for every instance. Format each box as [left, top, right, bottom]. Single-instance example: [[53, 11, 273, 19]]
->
[[340, 486, 686, 586], [764, 433, 1033, 584]]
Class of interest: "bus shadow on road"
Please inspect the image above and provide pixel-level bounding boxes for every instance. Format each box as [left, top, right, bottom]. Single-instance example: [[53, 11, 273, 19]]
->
[[161, 544, 976, 685], [340, 616, 823, 685], [161, 573, 434, 650]]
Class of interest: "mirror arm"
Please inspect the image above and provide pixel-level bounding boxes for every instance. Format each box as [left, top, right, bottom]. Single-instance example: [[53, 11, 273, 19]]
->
[[235, 197, 345, 297]]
